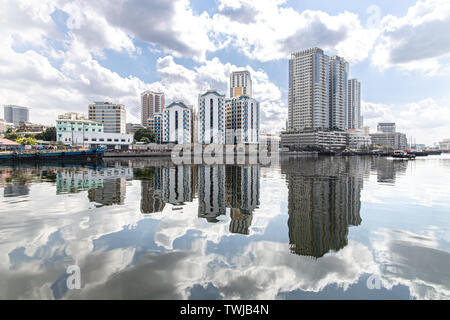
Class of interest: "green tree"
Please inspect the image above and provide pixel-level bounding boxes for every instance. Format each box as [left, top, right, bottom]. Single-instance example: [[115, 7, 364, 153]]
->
[[140, 137, 151, 144], [35, 127, 56, 142], [16, 137, 37, 145], [4, 132, 21, 141], [134, 128, 155, 143]]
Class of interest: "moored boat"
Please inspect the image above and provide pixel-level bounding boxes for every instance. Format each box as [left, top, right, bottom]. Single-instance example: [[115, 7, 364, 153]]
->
[[392, 150, 416, 159], [0, 147, 106, 162]]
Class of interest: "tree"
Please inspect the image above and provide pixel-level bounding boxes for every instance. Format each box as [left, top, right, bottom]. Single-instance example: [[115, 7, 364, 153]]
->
[[134, 128, 155, 143], [16, 137, 37, 145], [4, 132, 21, 141], [140, 137, 151, 144], [35, 127, 56, 142]]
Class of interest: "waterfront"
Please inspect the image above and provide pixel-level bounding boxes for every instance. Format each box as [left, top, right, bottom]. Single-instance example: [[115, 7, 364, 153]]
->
[[0, 155, 449, 299]]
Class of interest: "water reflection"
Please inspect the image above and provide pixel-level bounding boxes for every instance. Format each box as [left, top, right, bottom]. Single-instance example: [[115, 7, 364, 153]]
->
[[281, 157, 366, 258], [1, 155, 450, 299]]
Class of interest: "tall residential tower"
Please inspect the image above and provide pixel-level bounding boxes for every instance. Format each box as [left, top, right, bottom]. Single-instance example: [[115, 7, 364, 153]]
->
[[230, 71, 252, 98], [141, 91, 165, 127], [347, 79, 361, 129]]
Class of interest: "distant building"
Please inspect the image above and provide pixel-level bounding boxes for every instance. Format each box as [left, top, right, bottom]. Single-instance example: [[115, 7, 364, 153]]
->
[[347, 129, 371, 149], [17, 122, 49, 133], [141, 91, 165, 127], [0, 119, 13, 133], [225, 96, 260, 144], [280, 130, 347, 150], [88, 101, 126, 134], [198, 90, 226, 144], [2, 105, 29, 125], [56, 112, 104, 143], [370, 132, 408, 150], [377, 122, 396, 133], [230, 71, 252, 98], [162, 101, 192, 144], [439, 139, 450, 150], [126, 123, 145, 134], [347, 79, 361, 129]]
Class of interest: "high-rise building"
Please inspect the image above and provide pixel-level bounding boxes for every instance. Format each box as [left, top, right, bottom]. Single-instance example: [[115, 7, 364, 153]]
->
[[141, 91, 165, 127], [148, 113, 164, 143], [230, 71, 252, 98], [329, 56, 348, 131], [347, 79, 361, 129], [2, 105, 29, 125], [162, 101, 192, 144], [198, 90, 226, 144], [377, 122, 396, 133], [88, 102, 126, 134], [288, 48, 330, 131], [225, 96, 260, 144]]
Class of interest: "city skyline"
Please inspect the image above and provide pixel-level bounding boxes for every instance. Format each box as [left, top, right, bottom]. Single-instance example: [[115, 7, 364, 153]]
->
[[1, 0, 449, 145]]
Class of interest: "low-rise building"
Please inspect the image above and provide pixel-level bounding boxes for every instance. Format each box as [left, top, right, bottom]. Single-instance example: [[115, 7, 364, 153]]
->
[[370, 132, 408, 150], [148, 113, 164, 143], [280, 130, 347, 150], [347, 129, 371, 149], [57, 113, 104, 144], [59, 131, 133, 150], [17, 122, 49, 133]]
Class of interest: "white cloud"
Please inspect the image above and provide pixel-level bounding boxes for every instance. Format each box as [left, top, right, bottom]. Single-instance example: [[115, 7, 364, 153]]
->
[[362, 98, 450, 145], [371, 0, 450, 74]]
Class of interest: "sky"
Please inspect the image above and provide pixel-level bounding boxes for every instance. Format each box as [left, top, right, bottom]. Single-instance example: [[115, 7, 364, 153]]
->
[[1, 0, 450, 145]]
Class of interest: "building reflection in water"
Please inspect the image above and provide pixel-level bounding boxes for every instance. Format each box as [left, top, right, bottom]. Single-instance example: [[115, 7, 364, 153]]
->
[[197, 165, 226, 222], [226, 165, 260, 235], [137, 167, 165, 214], [372, 157, 408, 184], [281, 157, 368, 258]]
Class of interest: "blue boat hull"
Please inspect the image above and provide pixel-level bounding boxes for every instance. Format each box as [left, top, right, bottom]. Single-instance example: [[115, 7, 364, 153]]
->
[[0, 148, 106, 162]]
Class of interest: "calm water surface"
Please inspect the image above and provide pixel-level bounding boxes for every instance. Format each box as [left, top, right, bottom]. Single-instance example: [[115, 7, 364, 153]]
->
[[1, 155, 450, 299]]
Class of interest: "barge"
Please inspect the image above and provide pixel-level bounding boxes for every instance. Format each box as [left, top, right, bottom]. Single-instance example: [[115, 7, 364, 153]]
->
[[0, 147, 106, 162]]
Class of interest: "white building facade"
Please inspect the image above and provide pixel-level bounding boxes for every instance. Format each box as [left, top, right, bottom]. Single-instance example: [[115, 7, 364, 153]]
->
[[225, 96, 260, 144], [330, 56, 348, 131], [59, 131, 133, 150], [163, 101, 192, 144], [198, 90, 226, 144]]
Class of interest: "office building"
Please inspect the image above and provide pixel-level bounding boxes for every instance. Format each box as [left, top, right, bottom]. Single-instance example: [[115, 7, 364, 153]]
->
[[198, 90, 226, 144], [230, 71, 252, 98], [329, 56, 348, 131], [225, 96, 260, 144], [377, 123, 396, 133], [347, 79, 361, 129], [88, 101, 126, 134], [370, 132, 408, 150], [141, 91, 165, 127], [288, 48, 330, 131], [162, 101, 192, 144], [2, 105, 29, 125], [347, 129, 371, 149]]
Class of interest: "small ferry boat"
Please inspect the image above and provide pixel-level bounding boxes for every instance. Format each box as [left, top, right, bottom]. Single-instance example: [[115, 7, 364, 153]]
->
[[392, 150, 416, 159], [0, 147, 106, 162]]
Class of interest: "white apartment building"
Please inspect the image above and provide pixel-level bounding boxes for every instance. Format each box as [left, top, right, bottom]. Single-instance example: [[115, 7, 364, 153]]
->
[[347, 129, 371, 149], [288, 48, 330, 131], [348, 79, 361, 129], [198, 90, 226, 144], [88, 101, 126, 134], [163, 101, 192, 144], [330, 56, 348, 131], [141, 90, 165, 127], [225, 96, 260, 144], [230, 71, 252, 98]]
